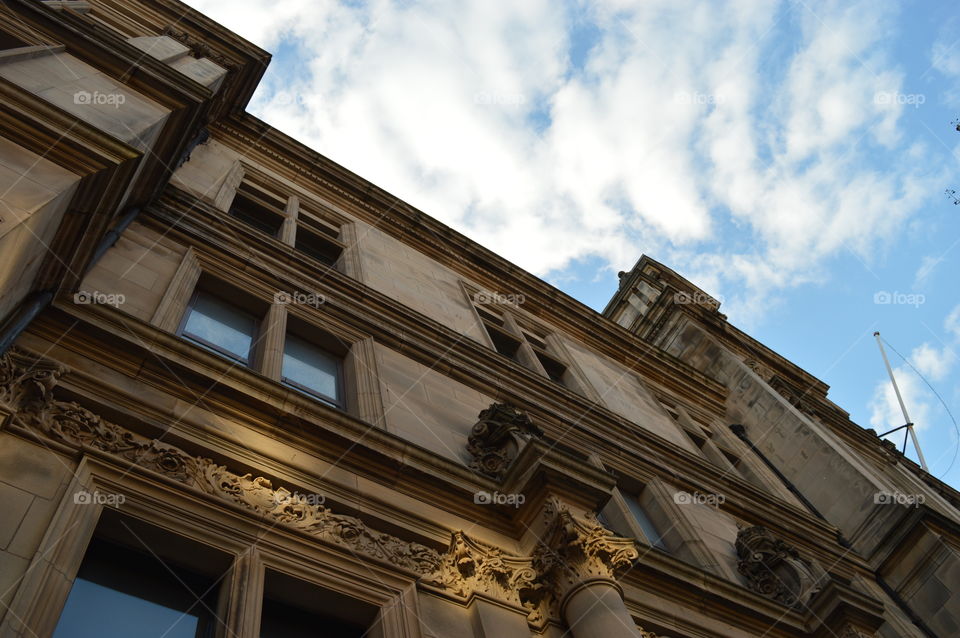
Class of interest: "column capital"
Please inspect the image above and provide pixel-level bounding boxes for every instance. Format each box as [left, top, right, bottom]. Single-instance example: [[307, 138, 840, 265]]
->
[[530, 500, 639, 619]]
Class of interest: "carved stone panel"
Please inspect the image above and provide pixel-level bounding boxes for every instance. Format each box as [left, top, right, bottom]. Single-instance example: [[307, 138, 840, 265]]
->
[[735, 525, 824, 608], [466, 403, 542, 480]]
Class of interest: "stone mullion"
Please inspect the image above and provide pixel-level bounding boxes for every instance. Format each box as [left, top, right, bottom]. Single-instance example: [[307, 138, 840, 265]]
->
[[279, 195, 299, 247], [255, 301, 287, 380], [216, 548, 264, 638]]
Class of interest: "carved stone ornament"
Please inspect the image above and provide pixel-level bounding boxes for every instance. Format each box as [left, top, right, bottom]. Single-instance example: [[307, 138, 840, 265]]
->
[[838, 626, 876, 638], [421, 531, 537, 607], [466, 402, 542, 480], [744, 359, 773, 382], [735, 525, 825, 608]]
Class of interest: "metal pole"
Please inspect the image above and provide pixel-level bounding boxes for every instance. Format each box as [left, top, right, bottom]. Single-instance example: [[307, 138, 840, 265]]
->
[[874, 332, 928, 471]]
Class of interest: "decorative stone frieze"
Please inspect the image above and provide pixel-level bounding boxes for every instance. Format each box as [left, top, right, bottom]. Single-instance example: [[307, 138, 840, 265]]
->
[[0, 348, 441, 576], [1, 349, 640, 630], [466, 402, 542, 480], [421, 531, 537, 607], [735, 525, 824, 608]]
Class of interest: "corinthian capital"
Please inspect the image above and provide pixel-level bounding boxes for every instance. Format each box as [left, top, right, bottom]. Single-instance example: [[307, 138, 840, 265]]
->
[[532, 505, 639, 604]]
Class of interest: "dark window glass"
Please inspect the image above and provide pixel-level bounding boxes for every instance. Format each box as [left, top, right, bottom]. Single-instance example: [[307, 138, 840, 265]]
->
[[282, 333, 341, 407], [294, 227, 343, 266], [229, 190, 284, 237], [259, 598, 366, 638], [180, 292, 257, 364], [259, 569, 376, 638], [534, 350, 567, 384], [52, 538, 217, 638], [485, 325, 522, 359], [0, 30, 27, 50]]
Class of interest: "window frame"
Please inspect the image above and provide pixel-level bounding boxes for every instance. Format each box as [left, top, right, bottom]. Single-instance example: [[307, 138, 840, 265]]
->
[[176, 289, 260, 366], [227, 181, 287, 238], [279, 333, 345, 410], [5, 455, 420, 638]]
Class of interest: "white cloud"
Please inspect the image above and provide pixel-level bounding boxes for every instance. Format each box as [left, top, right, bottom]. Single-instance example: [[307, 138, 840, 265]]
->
[[869, 366, 932, 433], [184, 0, 946, 323], [910, 342, 955, 382]]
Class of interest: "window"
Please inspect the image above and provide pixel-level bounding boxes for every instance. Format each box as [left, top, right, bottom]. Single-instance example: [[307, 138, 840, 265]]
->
[[471, 295, 577, 388], [282, 333, 342, 407], [625, 495, 668, 550], [294, 213, 344, 266], [522, 327, 569, 384], [228, 182, 285, 237], [476, 306, 522, 359], [179, 290, 258, 364], [52, 511, 230, 638], [0, 30, 28, 50], [259, 569, 379, 638]]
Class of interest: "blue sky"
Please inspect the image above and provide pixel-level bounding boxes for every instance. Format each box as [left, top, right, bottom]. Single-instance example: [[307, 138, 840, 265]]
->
[[186, 0, 960, 488]]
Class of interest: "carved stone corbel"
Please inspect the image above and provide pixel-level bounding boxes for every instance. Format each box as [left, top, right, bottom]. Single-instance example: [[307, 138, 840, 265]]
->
[[161, 26, 233, 68], [466, 403, 542, 480], [0, 348, 67, 414], [736, 525, 825, 608]]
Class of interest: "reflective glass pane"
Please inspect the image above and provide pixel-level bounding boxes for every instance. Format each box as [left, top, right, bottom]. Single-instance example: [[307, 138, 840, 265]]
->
[[53, 578, 200, 638], [182, 293, 256, 361], [282, 334, 339, 403]]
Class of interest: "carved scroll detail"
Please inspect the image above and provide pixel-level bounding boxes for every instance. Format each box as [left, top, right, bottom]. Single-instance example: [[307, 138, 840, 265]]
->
[[466, 403, 542, 480], [736, 525, 825, 608]]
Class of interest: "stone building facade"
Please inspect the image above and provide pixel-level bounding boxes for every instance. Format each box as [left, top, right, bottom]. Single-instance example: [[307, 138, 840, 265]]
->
[[0, 1, 957, 637]]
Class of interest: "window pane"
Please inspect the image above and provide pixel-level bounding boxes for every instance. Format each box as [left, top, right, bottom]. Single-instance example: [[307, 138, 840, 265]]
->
[[52, 537, 217, 638], [259, 598, 366, 638], [625, 496, 667, 550], [53, 578, 200, 638], [182, 292, 256, 362], [282, 334, 340, 403]]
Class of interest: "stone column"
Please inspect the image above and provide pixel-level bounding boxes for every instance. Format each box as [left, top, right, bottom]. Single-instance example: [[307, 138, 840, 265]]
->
[[563, 581, 641, 638], [534, 507, 642, 638]]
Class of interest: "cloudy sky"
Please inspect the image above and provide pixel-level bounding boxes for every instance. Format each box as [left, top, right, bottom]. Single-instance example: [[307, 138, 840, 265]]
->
[[185, 0, 960, 487]]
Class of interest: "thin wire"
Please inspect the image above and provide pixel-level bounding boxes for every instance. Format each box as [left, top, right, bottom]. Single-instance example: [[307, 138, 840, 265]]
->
[[881, 336, 960, 478]]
